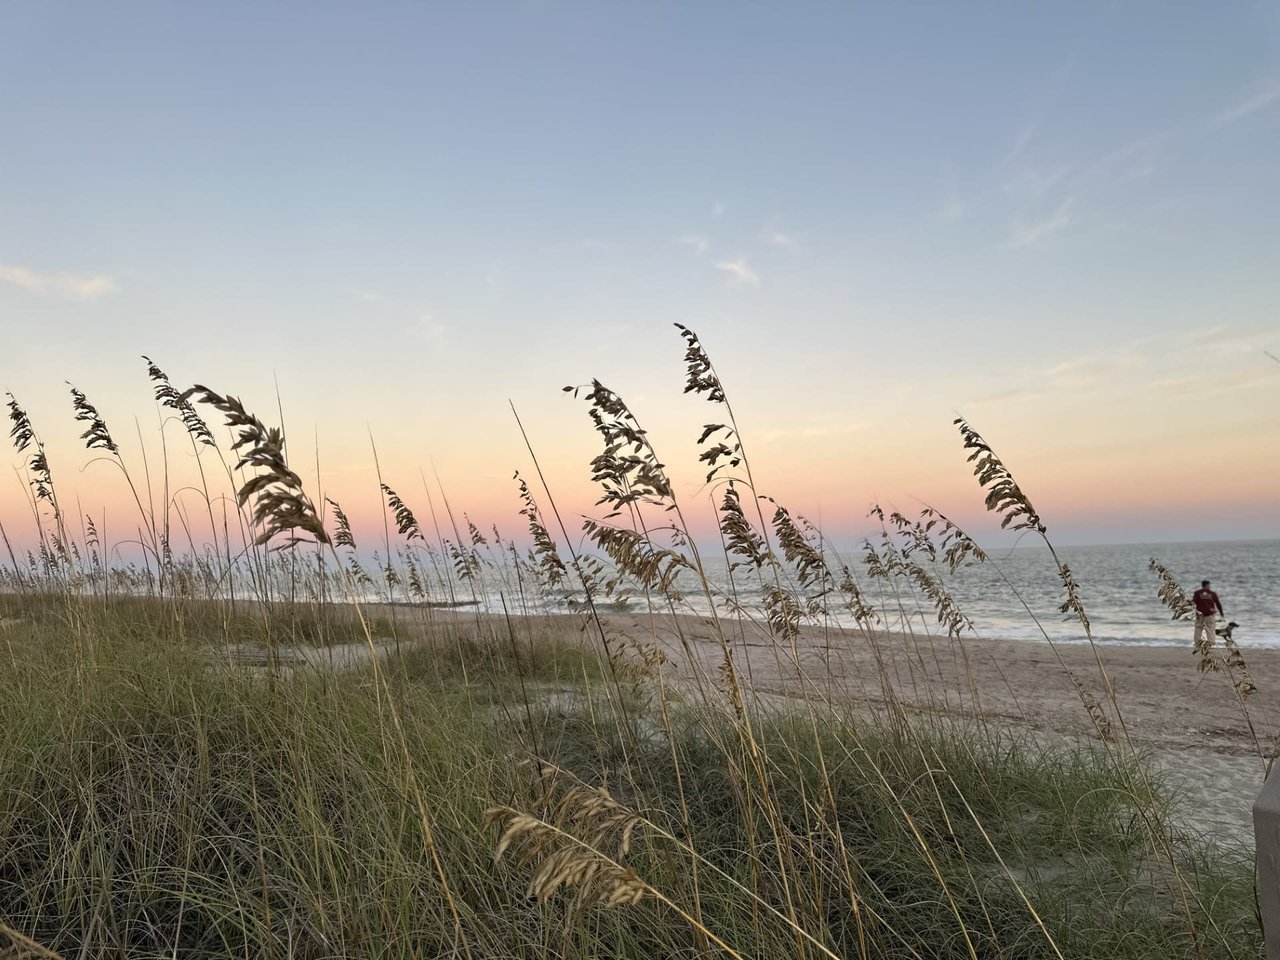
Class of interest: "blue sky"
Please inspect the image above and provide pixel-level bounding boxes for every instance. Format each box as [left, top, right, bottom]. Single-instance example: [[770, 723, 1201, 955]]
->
[[1, 1, 1278, 546]]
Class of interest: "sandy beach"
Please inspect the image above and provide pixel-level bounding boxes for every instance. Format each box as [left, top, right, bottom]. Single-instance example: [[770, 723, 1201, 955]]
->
[[223, 598, 1276, 843], [436, 607, 1277, 842]]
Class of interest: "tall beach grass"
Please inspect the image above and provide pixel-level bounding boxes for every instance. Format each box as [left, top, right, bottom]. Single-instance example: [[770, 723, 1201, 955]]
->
[[0, 328, 1267, 958]]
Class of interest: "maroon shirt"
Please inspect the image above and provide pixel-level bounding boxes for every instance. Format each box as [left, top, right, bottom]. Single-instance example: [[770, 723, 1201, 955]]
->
[[1193, 587, 1223, 617]]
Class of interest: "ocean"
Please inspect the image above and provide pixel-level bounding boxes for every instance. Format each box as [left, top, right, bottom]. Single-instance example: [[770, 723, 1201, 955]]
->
[[501, 538, 1280, 649], [897, 538, 1279, 648]]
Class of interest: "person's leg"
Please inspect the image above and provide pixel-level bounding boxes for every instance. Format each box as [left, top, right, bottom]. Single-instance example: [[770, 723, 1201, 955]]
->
[[1194, 614, 1209, 647]]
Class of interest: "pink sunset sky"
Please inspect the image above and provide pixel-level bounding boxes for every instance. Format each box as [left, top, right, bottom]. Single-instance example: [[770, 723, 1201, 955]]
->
[[2, 3, 1277, 553]]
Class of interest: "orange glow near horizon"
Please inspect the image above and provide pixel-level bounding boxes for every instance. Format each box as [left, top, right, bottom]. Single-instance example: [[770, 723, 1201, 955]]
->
[[3, 351, 1277, 558], [3, 2, 1279, 559]]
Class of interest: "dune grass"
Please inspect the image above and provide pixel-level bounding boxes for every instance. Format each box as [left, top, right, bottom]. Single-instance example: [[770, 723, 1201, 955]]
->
[[0, 325, 1268, 957], [0, 599, 1261, 959]]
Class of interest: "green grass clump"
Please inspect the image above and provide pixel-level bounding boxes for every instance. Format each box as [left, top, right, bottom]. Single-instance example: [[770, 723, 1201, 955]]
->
[[0, 609, 1259, 960], [625, 710, 1259, 958], [0, 591, 401, 650], [0, 624, 511, 958]]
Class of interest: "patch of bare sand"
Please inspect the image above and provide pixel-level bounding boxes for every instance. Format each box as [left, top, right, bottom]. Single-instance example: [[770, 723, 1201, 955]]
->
[[583, 610, 1276, 843]]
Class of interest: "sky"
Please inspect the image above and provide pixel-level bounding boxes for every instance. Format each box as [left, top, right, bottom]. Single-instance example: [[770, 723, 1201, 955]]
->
[[1, 0, 1278, 554]]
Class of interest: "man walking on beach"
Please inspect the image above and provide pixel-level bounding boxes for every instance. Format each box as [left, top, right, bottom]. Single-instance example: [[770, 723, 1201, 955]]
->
[[1193, 580, 1225, 649]]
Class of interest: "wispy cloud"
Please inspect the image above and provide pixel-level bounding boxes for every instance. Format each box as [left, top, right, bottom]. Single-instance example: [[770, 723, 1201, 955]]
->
[[715, 258, 759, 285], [995, 131, 1161, 246], [965, 325, 1276, 411], [344, 286, 385, 303], [1007, 198, 1074, 248], [710, 201, 725, 219], [1007, 118, 1039, 163], [758, 421, 871, 443], [0, 263, 117, 299], [761, 229, 797, 247], [967, 351, 1139, 407], [937, 161, 973, 220], [1215, 78, 1280, 125], [676, 233, 710, 256], [536, 238, 611, 255], [1001, 163, 1076, 203], [408, 312, 449, 341], [941, 181, 978, 220], [1179, 324, 1280, 359], [1149, 368, 1277, 396], [965, 386, 1042, 408], [1043, 353, 1141, 389], [939, 193, 970, 221]]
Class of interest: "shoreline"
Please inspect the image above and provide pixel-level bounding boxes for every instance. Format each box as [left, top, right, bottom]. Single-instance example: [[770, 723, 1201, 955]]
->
[[373, 595, 1280, 649], [352, 602, 1277, 752]]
